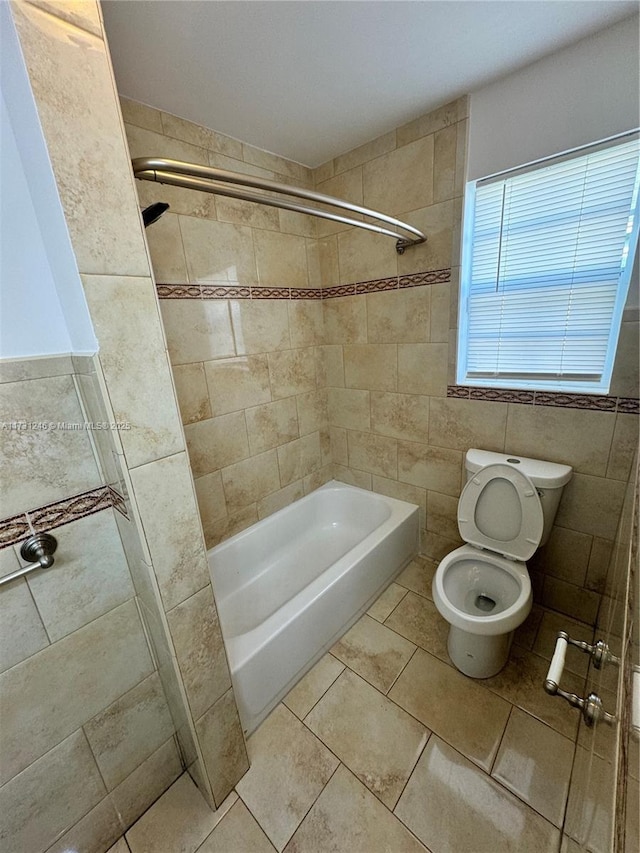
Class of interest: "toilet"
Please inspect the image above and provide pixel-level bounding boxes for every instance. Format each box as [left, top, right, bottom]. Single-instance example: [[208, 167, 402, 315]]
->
[[432, 449, 572, 678]]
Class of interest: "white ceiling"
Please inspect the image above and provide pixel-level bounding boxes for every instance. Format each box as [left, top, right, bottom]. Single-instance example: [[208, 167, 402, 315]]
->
[[102, 1, 638, 167]]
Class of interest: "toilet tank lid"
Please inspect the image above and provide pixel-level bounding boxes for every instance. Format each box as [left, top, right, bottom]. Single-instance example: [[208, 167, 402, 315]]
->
[[466, 449, 572, 488]]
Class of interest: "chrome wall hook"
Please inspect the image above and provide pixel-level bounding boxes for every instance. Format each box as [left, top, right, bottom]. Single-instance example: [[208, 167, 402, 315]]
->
[[0, 533, 58, 588]]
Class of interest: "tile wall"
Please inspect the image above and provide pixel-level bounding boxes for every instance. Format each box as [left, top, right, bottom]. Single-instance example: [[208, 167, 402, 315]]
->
[[6, 0, 249, 840], [125, 93, 638, 629], [0, 355, 182, 853]]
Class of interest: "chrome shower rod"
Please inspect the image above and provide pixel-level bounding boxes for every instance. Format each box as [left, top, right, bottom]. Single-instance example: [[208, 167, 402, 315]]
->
[[132, 157, 426, 254]]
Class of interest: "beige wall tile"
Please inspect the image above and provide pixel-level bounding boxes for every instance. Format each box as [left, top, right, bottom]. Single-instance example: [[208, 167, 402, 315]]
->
[[433, 125, 457, 203], [242, 144, 311, 184], [609, 319, 639, 397], [318, 235, 340, 288], [607, 413, 638, 481], [215, 195, 280, 231], [371, 476, 427, 528], [363, 136, 434, 215], [348, 430, 397, 479], [303, 464, 334, 494], [179, 216, 258, 285], [245, 398, 299, 454], [194, 472, 228, 543], [144, 213, 188, 283], [337, 227, 398, 284], [505, 405, 616, 477], [330, 426, 349, 466], [124, 123, 209, 168], [316, 345, 345, 387], [184, 412, 249, 478], [268, 347, 316, 399], [296, 388, 328, 437], [398, 343, 448, 396], [195, 689, 249, 806], [84, 673, 174, 790], [371, 391, 429, 443], [0, 600, 153, 786], [254, 230, 309, 288], [397, 201, 454, 276], [204, 355, 271, 417], [315, 169, 364, 238], [172, 363, 212, 425], [161, 298, 235, 365], [555, 472, 626, 540], [277, 432, 322, 486], [313, 160, 335, 185], [585, 537, 614, 594], [334, 131, 397, 176], [130, 452, 210, 610], [537, 525, 592, 586], [323, 296, 367, 344], [332, 464, 372, 490], [0, 374, 100, 517], [542, 576, 601, 625], [397, 441, 462, 496], [27, 511, 135, 642], [0, 729, 106, 853], [396, 99, 463, 147], [167, 586, 231, 721], [120, 97, 163, 133], [366, 287, 430, 344], [429, 398, 507, 452], [24, 0, 102, 34], [257, 480, 305, 520], [427, 491, 460, 539], [44, 797, 122, 853], [221, 450, 280, 513], [454, 118, 469, 198], [12, 4, 149, 276], [288, 301, 324, 348], [160, 111, 243, 160], [110, 737, 182, 830], [280, 209, 317, 237], [430, 283, 450, 343], [231, 299, 291, 354], [82, 275, 183, 467], [328, 387, 371, 431], [0, 578, 49, 674], [344, 344, 397, 391]]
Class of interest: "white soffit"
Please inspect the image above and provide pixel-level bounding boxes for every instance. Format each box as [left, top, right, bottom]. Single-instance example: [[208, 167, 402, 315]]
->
[[102, 0, 638, 167]]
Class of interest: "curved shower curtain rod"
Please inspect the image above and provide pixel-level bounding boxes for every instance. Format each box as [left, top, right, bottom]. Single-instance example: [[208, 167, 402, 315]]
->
[[132, 157, 427, 254]]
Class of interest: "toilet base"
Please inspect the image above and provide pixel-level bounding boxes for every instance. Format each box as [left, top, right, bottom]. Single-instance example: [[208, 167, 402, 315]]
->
[[447, 625, 514, 678]]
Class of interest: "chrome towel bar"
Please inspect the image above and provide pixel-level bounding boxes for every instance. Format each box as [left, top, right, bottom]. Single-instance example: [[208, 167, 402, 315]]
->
[[0, 533, 58, 587], [132, 157, 427, 254]]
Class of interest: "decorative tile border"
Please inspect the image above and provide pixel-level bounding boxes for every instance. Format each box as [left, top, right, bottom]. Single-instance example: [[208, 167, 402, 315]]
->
[[0, 484, 128, 551], [156, 268, 452, 301], [448, 385, 638, 414]]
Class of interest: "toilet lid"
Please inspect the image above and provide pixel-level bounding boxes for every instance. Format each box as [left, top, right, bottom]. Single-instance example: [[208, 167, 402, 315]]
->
[[457, 463, 544, 561]]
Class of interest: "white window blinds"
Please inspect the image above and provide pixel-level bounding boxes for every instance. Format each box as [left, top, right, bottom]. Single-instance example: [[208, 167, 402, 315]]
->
[[458, 135, 640, 393]]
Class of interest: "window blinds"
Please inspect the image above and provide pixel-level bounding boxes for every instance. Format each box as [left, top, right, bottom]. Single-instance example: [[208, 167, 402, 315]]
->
[[459, 135, 640, 392]]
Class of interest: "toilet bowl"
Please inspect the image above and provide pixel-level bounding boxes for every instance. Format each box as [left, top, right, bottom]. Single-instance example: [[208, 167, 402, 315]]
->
[[432, 450, 572, 679]]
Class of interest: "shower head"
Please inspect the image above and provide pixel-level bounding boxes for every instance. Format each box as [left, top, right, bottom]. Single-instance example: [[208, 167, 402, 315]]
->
[[142, 202, 169, 227]]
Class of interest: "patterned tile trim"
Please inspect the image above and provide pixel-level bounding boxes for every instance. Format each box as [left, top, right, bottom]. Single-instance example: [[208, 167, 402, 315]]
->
[[448, 385, 638, 413], [156, 268, 452, 301], [0, 485, 128, 550]]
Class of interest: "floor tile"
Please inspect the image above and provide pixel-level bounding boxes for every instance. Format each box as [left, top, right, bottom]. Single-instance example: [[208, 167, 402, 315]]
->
[[482, 646, 584, 741], [367, 582, 408, 622], [395, 556, 437, 600], [492, 707, 575, 827], [235, 704, 338, 851], [284, 764, 428, 853], [389, 648, 511, 771], [197, 800, 276, 852], [283, 654, 345, 720], [125, 774, 218, 853], [106, 842, 130, 853], [305, 669, 429, 809], [564, 747, 616, 853], [513, 604, 543, 651], [395, 736, 561, 853], [330, 614, 416, 692], [383, 591, 450, 663]]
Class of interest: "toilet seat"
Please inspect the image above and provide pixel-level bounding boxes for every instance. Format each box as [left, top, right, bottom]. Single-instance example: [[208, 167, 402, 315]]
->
[[458, 463, 544, 561]]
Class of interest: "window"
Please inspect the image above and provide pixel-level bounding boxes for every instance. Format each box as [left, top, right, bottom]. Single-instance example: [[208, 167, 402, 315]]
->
[[457, 134, 640, 394]]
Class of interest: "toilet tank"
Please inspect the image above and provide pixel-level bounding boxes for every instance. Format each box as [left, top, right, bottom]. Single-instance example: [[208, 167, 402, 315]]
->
[[465, 449, 572, 546]]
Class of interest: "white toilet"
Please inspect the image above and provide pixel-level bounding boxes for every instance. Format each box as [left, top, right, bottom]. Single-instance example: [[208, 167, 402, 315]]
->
[[432, 449, 572, 678]]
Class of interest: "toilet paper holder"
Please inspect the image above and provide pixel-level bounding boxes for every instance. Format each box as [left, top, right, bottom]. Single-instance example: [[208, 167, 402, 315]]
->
[[543, 631, 617, 728]]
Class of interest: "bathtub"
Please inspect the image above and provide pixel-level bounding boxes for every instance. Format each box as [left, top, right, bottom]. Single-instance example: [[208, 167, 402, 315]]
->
[[208, 480, 419, 734]]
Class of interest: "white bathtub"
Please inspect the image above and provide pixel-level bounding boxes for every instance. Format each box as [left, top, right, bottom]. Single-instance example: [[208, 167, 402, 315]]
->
[[208, 480, 419, 734]]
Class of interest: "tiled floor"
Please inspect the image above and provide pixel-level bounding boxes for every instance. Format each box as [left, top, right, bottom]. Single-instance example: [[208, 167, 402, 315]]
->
[[121, 556, 591, 853]]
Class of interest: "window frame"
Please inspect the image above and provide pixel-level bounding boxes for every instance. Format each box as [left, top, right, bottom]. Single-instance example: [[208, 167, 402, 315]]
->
[[456, 132, 640, 395]]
